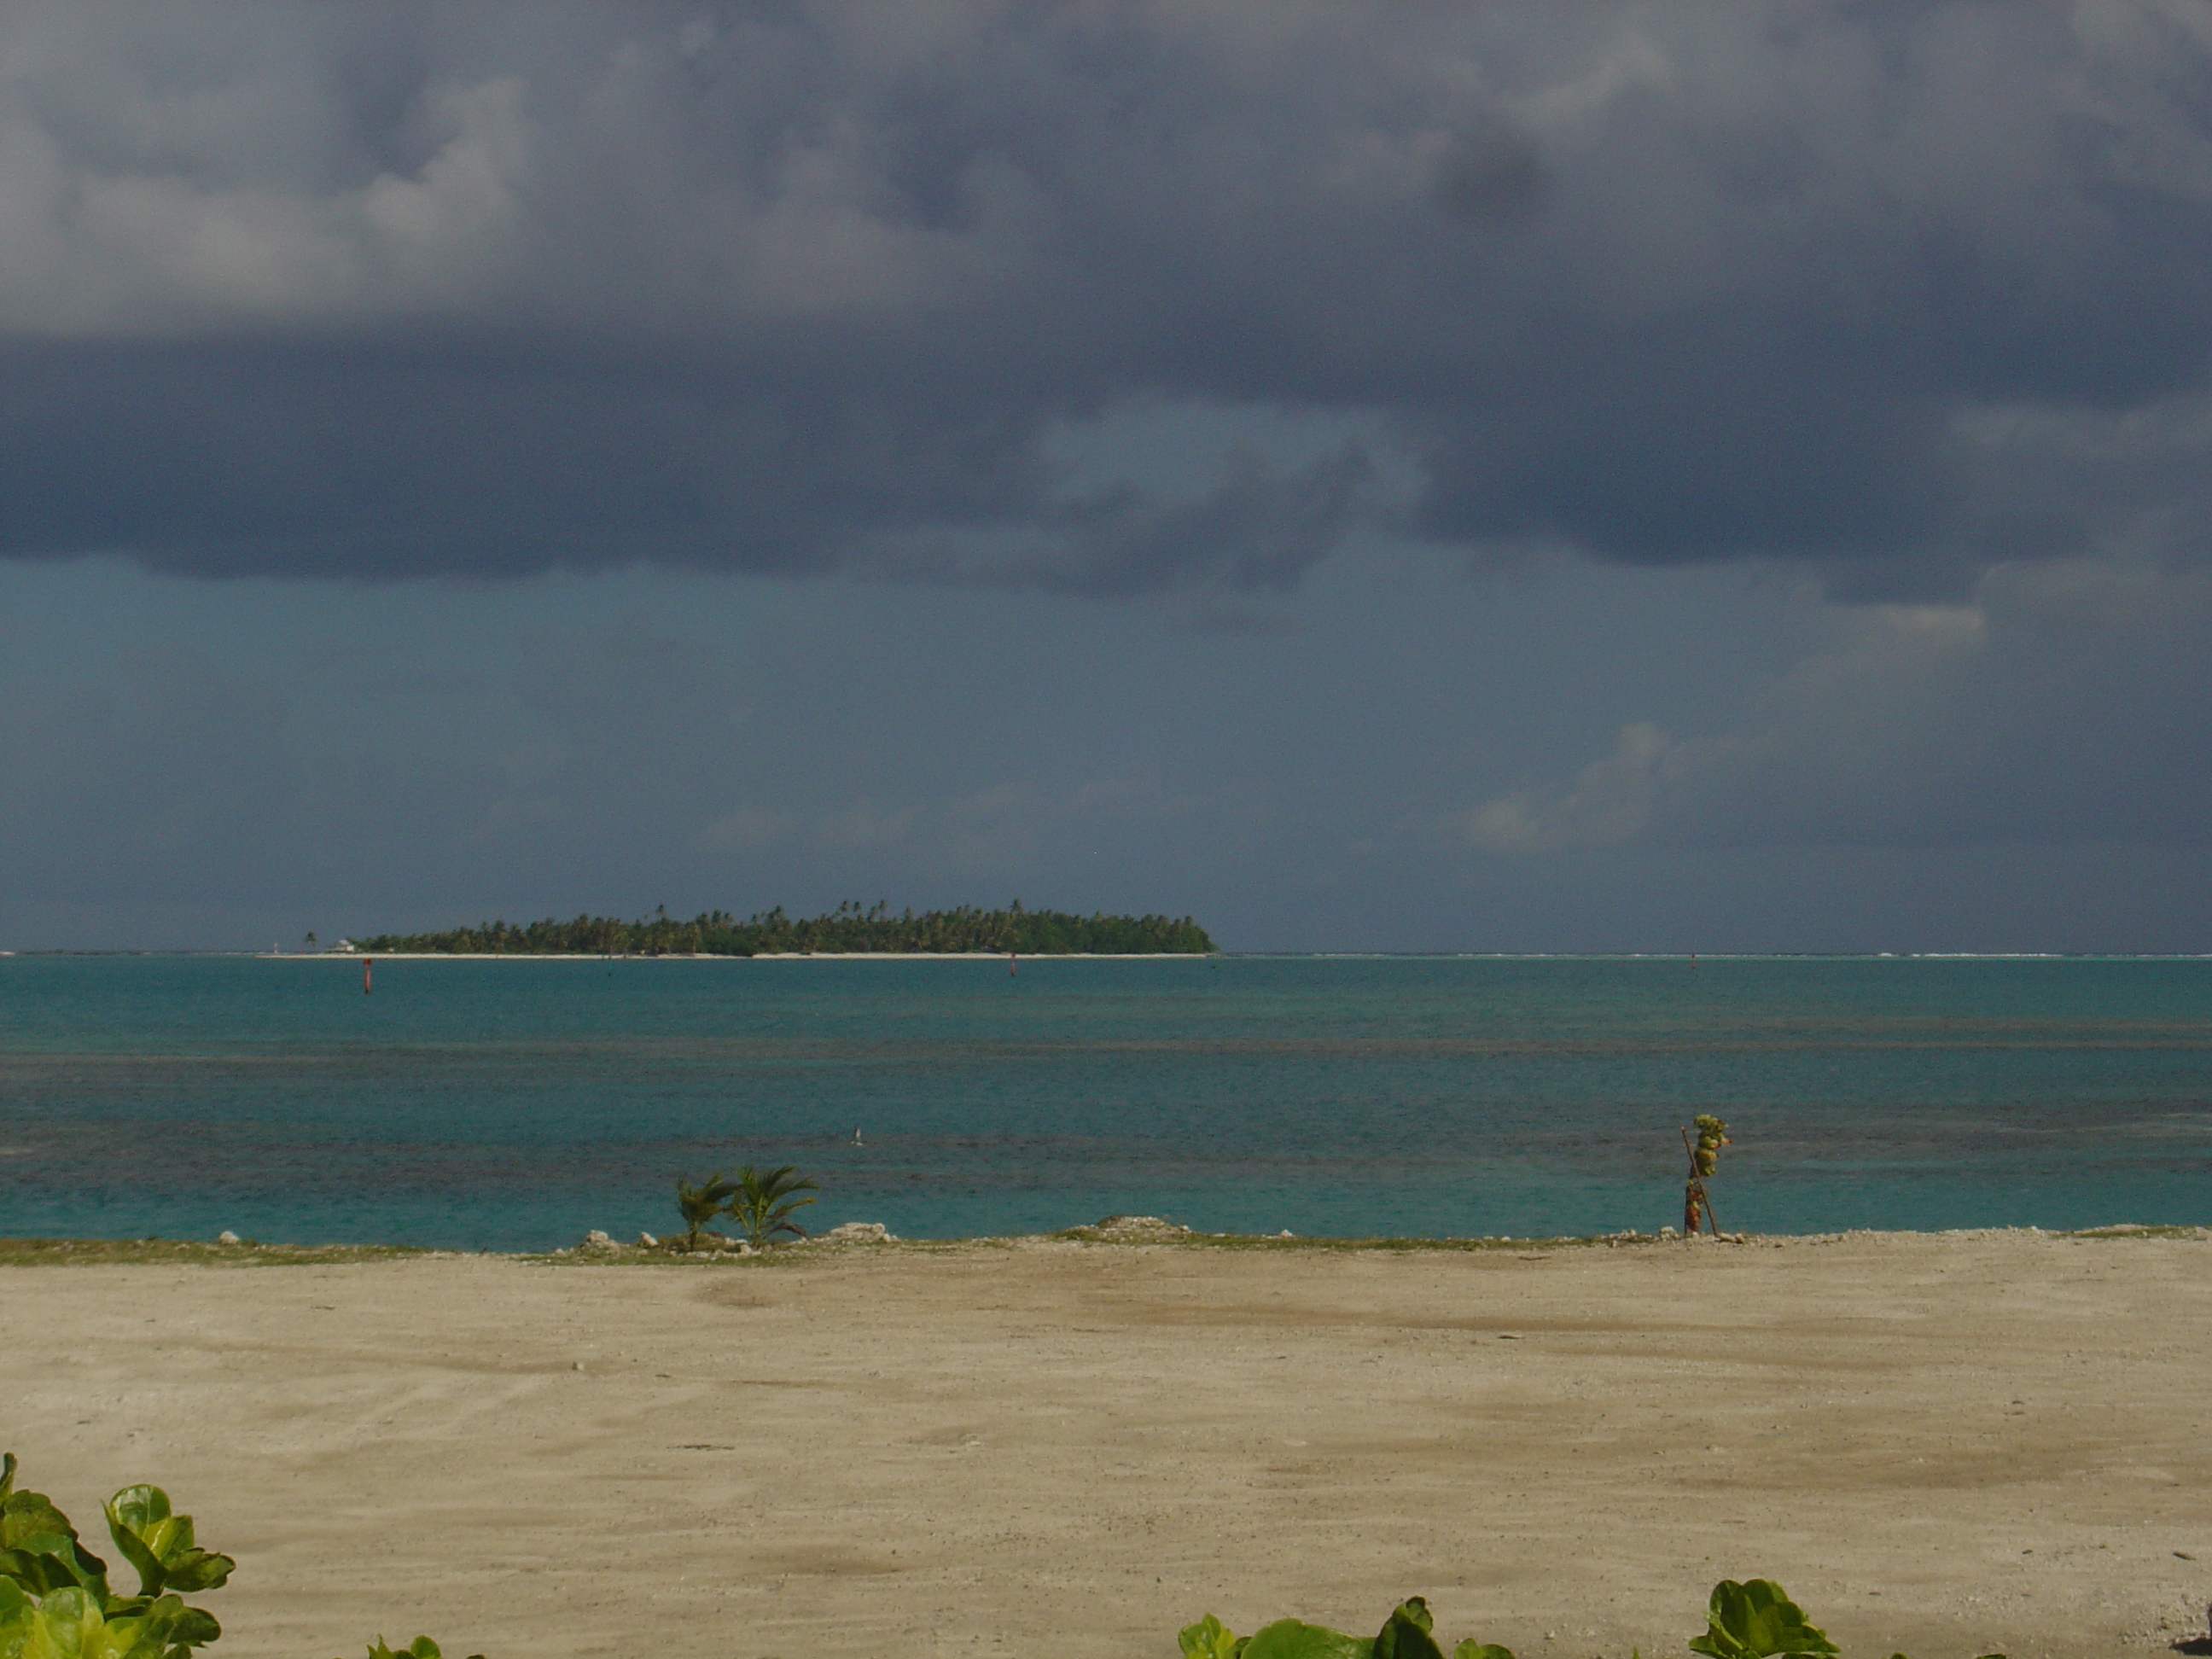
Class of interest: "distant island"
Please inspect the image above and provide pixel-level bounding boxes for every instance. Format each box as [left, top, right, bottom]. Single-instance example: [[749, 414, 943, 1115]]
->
[[353, 900, 1214, 956]]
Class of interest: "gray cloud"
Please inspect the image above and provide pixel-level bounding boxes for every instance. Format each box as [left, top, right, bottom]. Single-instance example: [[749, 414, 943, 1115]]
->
[[1457, 560, 2212, 852], [2, 2, 2209, 593]]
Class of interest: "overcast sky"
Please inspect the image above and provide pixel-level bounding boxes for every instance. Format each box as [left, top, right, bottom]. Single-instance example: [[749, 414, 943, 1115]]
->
[[5, 0, 2211, 952]]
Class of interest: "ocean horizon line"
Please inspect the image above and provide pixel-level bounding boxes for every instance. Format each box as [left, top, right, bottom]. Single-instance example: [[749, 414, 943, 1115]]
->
[[6, 947, 2212, 962]]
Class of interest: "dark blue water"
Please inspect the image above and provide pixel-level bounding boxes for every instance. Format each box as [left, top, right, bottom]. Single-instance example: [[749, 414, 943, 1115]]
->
[[2, 953, 2209, 1250]]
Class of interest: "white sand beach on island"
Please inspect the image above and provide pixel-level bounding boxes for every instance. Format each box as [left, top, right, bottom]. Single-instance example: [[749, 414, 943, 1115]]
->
[[7, 1230, 2210, 1659]]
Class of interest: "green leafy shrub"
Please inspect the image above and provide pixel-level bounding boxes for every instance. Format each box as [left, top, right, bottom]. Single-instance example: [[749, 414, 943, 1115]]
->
[[0, 1452, 477, 1659], [1181, 1579, 2005, 1659], [0, 1449, 233, 1659], [1689, 1580, 1837, 1659], [1180, 1595, 1510, 1659]]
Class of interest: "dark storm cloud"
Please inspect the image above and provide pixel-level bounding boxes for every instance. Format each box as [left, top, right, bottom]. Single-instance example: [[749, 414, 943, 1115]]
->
[[3, 1, 2210, 591]]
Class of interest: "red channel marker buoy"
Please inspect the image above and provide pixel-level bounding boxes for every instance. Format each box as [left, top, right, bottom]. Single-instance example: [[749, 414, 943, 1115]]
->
[[363, 957, 373, 995]]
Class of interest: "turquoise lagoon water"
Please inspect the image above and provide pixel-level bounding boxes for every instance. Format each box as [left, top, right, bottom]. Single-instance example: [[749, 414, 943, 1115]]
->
[[1, 952, 2209, 1251]]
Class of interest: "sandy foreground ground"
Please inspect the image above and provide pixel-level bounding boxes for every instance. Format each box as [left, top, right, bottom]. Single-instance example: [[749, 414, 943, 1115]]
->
[[5, 1231, 2211, 1659]]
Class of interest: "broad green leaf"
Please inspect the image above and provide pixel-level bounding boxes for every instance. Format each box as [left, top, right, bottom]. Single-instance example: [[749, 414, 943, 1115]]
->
[[3, 1586, 174, 1659], [1, 1493, 82, 1557], [0, 1550, 107, 1601], [1242, 1617, 1374, 1659], [1688, 1580, 1837, 1659], [97, 1533, 161, 1602], [157, 1550, 233, 1596], [98, 1494, 166, 1545], [102, 1491, 230, 1599], [7, 1586, 102, 1659], [156, 1600, 222, 1650], [1452, 1644, 1516, 1659], [1372, 1599, 1445, 1659], [0, 1487, 108, 1601], [0, 1553, 89, 1599], [1181, 1615, 1242, 1659]]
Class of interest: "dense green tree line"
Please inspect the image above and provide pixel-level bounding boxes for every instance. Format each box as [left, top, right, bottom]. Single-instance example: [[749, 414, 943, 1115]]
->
[[356, 899, 1214, 956]]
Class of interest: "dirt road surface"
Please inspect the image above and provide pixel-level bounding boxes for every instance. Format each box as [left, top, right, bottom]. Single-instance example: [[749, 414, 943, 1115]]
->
[[6, 1231, 2209, 1658]]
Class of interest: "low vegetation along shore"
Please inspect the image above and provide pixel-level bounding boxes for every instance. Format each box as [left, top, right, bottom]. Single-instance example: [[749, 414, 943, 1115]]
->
[[4, 1225, 2207, 1657], [352, 899, 1214, 957], [2, 1220, 2202, 1267]]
